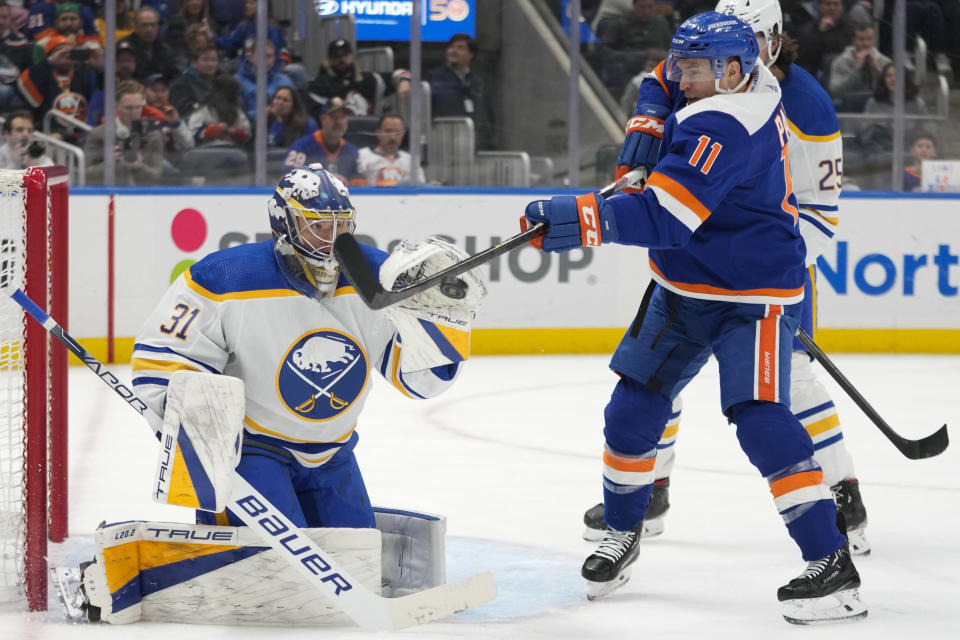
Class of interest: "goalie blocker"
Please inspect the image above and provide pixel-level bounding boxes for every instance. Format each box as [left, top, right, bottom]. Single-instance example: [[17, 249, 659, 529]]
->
[[61, 508, 448, 625]]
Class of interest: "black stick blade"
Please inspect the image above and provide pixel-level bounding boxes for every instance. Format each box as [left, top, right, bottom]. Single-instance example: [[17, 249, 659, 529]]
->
[[334, 233, 391, 309], [898, 424, 949, 460]]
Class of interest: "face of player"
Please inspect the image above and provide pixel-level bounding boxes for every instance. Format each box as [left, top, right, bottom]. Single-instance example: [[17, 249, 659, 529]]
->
[[293, 217, 352, 255], [117, 92, 145, 127], [321, 110, 349, 140], [0, 6, 10, 33], [376, 117, 404, 154], [674, 58, 742, 100]]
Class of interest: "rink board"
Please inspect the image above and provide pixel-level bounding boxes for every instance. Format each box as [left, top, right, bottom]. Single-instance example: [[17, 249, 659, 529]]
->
[[65, 189, 960, 357]]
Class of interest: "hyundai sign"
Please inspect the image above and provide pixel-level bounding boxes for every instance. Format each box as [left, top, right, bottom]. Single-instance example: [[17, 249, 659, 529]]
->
[[314, 0, 475, 42]]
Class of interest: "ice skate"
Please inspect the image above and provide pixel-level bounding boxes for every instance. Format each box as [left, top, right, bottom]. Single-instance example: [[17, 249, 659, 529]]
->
[[581, 526, 641, 600], [777, 545, 867, 625], [831, 478, 870, 555], [582, 479, 670, 541], [51, 561, 100, 622]]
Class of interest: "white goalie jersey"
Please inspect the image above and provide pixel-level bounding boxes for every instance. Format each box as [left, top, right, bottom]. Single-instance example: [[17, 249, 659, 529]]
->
[[132, 240, 462, 468], [780, 64, 843, 266]]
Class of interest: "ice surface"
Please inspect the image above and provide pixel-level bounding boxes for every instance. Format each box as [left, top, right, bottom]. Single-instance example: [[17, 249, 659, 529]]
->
[[2, 354, 958, 639]]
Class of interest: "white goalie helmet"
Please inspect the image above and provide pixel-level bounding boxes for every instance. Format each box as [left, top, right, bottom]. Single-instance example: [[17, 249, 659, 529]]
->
[[714, 0, 783, 66], [268, 163, 357, 301]]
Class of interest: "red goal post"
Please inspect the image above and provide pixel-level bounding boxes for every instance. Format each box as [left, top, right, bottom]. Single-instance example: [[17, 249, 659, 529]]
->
[[0, 166, 69, 611]]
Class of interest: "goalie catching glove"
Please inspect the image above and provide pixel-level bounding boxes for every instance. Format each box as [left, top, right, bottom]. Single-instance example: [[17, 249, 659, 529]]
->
[[379, 237, 487, 371]]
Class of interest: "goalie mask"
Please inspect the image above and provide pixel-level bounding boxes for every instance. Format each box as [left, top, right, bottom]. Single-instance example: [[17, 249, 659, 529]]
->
[[269, 164, 357, 301]]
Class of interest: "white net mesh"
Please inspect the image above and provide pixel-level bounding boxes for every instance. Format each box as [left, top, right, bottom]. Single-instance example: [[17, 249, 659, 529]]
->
[[0, 169, 28, 603]]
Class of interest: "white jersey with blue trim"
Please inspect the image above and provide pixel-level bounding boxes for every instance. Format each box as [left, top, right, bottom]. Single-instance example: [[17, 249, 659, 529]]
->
[[132, 240, 461, 468], [779, 63, 842, 265]]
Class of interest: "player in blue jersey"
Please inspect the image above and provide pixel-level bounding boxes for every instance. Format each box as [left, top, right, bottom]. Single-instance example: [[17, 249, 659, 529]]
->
[[523, 13, 866, 624], [583, 0, 870, 556]]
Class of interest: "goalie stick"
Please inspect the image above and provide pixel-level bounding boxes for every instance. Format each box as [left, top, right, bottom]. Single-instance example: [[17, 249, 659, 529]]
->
[[796, 328, 949, 460], [7, 287, 496, 630], [335, 167, 648, 310]]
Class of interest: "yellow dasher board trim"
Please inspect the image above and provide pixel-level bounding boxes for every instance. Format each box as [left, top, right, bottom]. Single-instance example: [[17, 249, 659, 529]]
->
[[78, 328, 960, 367]]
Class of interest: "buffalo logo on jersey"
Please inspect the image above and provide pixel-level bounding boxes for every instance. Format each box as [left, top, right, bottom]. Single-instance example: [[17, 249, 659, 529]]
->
[[276, 331, 367, 420]]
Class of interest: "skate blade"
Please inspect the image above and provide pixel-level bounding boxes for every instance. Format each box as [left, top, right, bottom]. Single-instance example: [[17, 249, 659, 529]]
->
[[50, 567, 87, 621], [582, 526, 605, 542], [641, 517, 664, 539], [585, 566, 633, 601], [781, 587, 868, 625], [847, 527, 871, 556]]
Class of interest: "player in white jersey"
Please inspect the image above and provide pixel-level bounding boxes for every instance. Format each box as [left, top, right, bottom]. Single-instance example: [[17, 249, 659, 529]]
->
[[57, 164, 488, 625], [583, 0, 870, 555], [132, 163, 483, 526], [356, 114, 426, 186]]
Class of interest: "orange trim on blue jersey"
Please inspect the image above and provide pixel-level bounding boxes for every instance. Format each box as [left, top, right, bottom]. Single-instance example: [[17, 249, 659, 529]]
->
[[646, 172, 711, 223], [649, 259, 805, 300], [602, 449, 656, 473], [652, 60, 670, 98], [757, 305, 781, 402], [769, 470, 823, 498]]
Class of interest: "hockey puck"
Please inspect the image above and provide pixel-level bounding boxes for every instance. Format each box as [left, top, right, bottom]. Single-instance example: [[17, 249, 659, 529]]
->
[[439, 276, 468, 299]]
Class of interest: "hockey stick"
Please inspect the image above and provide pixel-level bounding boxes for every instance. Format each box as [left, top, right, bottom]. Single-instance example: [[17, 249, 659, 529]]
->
[[796, 328, 949, 460], [335, 167, 648, 310], [7, 287, 496, 630]]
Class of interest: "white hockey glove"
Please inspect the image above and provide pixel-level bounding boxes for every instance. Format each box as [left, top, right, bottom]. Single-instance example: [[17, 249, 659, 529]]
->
[[379, 237, 487, 371], [153, 371, 245, 512]]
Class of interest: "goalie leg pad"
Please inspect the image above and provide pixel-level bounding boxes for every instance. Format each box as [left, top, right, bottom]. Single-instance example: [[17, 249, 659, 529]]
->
[[374, 507, 446, 597], [154, 371, 245, 512], [86, 520, 382, 625]]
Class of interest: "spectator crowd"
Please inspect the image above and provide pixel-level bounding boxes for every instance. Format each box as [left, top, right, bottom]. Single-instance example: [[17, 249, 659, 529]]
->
[[0, 0, 492, 188], [565, 0, 960, 189]]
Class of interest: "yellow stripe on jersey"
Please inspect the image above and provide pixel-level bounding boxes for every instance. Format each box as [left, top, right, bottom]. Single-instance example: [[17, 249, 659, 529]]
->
[[787, 120, 841, 142], [183, 269, 302, 302], [243, 415, 357, 444], [333, 285, 356, 297], [130, 357, 201, 374]]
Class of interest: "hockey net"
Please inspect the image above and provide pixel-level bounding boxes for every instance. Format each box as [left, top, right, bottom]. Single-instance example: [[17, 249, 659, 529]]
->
[[0, 167, 69, 611]]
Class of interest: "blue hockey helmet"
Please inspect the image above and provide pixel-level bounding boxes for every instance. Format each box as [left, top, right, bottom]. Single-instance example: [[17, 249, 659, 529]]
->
[[665, 11, 759, 91], [268, 163, 357, 300]]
